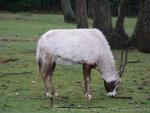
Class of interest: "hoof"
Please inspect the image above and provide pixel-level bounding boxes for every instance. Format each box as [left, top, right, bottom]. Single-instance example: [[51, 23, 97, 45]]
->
[[85, 93, 93, 100], [44, 92, 59, 97], [44, 92, 52, 97], [53, 92, 59, 97]]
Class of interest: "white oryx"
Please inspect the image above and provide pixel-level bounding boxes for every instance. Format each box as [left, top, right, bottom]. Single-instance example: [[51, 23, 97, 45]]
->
[[36, 29, 121, 99]]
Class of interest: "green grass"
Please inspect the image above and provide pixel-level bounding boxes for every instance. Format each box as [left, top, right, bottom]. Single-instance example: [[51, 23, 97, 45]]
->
[[0, 13, 75, 40], [0, 12, 149, 113], [0, 13, 136, 39]]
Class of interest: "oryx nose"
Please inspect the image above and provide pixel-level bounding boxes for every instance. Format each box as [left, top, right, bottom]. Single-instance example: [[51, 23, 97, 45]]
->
[[107, 91, 116, 97]]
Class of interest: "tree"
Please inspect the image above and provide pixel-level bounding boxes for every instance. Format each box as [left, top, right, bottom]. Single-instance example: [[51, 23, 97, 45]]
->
[[87, 0, 94, 18], [114, 0, 129, 42], [93, 0, 119, 48], [75, 0, 89, 28], [131, 0, 150, 53], [93, 0, 128, 49], [61, 0, 76, 23]]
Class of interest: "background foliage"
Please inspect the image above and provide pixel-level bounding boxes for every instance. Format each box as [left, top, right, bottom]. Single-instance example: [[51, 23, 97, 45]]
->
[[0, 0, 61, 12], [0, 0, 139, 16]]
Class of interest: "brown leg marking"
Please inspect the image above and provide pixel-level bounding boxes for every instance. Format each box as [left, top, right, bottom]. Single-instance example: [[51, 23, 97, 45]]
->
[[42, 73, 48, 96], [83, 63, 92, 99], [41, 61, 58, 97], [49, 62, 59, 96]]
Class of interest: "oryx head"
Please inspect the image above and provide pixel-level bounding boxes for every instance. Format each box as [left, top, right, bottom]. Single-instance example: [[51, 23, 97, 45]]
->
[[104, 78, 121, 97], [104, 46, 128, 97]]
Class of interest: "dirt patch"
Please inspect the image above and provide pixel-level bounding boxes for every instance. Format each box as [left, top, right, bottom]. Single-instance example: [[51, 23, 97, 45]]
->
[[0, 57, 18, 64], [0, 38, 37, 42], [147, 96, 150, 100]]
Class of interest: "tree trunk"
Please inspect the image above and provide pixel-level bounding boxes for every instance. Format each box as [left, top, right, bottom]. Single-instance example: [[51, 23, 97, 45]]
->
[[93, 0, 128, 49], [61, 0, 76, 23], [114, 0, 129, 42], [75, 0, 89, 28], [40, 0, 44, 11], [93, 0, 116, 47], [131, 0, 150, 53], [87, 0, 94, 18]]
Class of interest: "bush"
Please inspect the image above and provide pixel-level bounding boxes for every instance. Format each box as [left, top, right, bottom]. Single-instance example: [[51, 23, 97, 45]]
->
[[0, 0, 60, 12]]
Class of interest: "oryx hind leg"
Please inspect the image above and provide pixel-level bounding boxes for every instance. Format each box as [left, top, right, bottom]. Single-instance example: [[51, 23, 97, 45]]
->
[[39, 55, 58, 97], [48, 62, 59, 97]]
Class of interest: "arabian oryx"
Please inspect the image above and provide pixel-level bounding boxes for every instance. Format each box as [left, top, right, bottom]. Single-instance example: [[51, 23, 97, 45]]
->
[[36, 29, 126, 100]]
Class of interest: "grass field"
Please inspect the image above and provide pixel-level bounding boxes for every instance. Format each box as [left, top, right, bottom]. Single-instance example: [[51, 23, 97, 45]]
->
[[0, 12, 150, 113]]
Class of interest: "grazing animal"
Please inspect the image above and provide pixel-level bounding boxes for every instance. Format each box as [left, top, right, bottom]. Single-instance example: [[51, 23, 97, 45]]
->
[[36, 29, 121, 99]]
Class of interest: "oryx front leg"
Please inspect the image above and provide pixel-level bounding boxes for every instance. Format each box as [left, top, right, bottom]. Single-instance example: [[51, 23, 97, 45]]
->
[[83, 64, 93, 100]]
